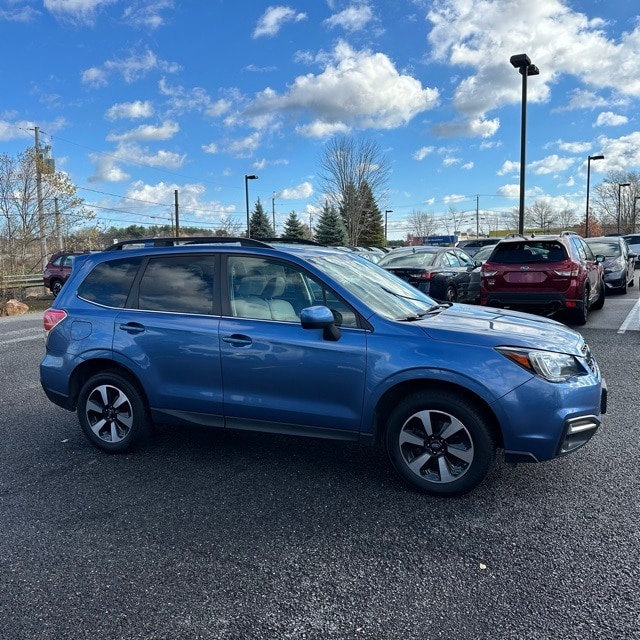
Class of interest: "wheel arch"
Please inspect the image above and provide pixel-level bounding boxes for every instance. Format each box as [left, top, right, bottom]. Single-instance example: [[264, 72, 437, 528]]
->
[[68, 359, 150, 412], [371, 379, 503, 449]]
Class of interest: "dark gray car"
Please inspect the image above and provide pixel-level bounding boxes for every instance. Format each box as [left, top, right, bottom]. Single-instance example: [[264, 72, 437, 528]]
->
[[585, 236, 635, 294]]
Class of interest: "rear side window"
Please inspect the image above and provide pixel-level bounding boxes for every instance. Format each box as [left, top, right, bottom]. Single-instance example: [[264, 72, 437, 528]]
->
[[138, 255, 215, 315], [78, 258, 142, 308]]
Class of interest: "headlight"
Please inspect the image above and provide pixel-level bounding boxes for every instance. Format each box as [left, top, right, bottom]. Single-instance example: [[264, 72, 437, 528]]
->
[[495, 347, 586, 383]]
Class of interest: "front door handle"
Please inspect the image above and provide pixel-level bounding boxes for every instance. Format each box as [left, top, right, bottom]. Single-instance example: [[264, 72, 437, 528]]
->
[[222, 334, 252, 347], [119, 322, 145, 334]]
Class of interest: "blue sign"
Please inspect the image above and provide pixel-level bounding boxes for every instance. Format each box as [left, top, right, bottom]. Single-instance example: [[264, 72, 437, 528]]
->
[[424, 235, 458, 246]]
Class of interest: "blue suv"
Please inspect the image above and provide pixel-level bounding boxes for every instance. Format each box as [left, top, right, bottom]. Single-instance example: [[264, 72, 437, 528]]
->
[[40, 237, 606, 497]]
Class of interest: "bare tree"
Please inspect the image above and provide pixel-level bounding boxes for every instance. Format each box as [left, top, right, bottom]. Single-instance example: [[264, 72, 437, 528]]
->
[[527, 199, 555, 232], [557, 207, 577, 231], [318, 135, 390, 244], [592, 171, 640, 234], [407, 209, 438, 242]]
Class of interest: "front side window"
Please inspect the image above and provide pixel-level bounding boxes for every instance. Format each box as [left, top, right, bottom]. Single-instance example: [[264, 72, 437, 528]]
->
[[228, 255, 359, 327], [138, 255, 215, 314], [78, 257, 143, 308]]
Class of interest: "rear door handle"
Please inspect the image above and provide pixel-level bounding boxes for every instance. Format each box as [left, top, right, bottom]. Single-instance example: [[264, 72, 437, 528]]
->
[[119, 322, 145, 334]]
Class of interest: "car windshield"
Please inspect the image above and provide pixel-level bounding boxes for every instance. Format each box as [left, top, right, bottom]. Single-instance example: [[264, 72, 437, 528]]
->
[[586, 240, 621, 257], [378, 250, 438, 268], [306, 252, 437, 320]]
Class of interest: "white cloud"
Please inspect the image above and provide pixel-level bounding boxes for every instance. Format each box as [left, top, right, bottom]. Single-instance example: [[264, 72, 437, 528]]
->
[[556, 140, 592, 154], [498, 160, 519, 175], [81, 47, 180, 87], [106, 121, 179, 142], [529, 154, 575, 175], [595, 111, 628, 127], [275, 182, 314, 200], [413, 146, 435, 161], [122, 1, 174, 30], [253, 6, 306, 38], [596, 131, 640, 173], [247, 41, 438, 136], [461, 162, 474, 170], [426, 0, 640, 128], [105, 100, 154, 120], [44, 0, 117, 25], [433, 116, 500, 139], [324, 4, 374, 32], [296, 120, 350, 137]]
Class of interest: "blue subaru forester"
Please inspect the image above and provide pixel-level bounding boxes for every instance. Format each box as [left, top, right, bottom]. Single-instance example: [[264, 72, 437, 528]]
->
[[40, 238, 606, 497]]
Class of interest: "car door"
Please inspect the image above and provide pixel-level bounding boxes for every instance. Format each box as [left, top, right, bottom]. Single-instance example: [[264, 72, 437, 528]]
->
[[112, 253, 224, 425], [219, 255, 367, 437], [455, 249, 481, 302]]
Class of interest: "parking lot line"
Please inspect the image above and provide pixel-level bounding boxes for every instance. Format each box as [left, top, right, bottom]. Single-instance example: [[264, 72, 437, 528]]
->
[[618, 297, 640, 333]]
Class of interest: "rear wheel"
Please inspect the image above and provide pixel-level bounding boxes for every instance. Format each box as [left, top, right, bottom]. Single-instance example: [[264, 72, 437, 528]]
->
[[51, 279, 63, 297], [570, 286, 589, 325], [77, 371, 150, 453], [591, 279, 605, 309], [445, 284, 457, 302], [385, 391, 496, 497]]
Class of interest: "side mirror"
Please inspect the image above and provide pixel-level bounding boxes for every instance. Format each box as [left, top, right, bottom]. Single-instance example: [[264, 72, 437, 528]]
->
[[300, 305, 341, 341], [596, 254, 606, 263]]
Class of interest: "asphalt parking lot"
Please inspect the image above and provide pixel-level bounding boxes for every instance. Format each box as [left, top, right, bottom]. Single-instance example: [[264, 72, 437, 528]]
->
[[1, 296, 639, 639]]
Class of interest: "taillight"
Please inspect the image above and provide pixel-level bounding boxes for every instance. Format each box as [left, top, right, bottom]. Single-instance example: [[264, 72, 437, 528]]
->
[[43, 308, 67, 332], [415, 271, 433, 281]]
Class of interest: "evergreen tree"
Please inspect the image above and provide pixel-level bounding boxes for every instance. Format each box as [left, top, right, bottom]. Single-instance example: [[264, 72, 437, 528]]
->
[[357, 182, 385, 246], [315, 201, 348, 245], [282, 211, 306, 239], [249, 198, 274, 238]]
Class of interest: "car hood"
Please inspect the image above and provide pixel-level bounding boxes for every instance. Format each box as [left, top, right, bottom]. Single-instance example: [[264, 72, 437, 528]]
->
[[419, 304, 582, 354]]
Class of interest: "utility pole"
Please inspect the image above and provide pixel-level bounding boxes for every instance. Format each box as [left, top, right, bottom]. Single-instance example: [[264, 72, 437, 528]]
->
[[33, 127, 48, 272], [54, 197, 63, 251], [272, 193, 276, 235], [174, 190, 180, 237]]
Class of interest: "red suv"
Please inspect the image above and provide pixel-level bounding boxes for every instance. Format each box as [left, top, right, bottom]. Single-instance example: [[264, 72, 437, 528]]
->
[[480, 232, 605, 325], [43, 251, 91, 297]]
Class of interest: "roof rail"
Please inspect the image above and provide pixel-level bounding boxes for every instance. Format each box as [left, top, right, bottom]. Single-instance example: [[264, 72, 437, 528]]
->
[[259, 237, 325, 246], [560, 230, 579, 236], [104, 236, 270, 251]]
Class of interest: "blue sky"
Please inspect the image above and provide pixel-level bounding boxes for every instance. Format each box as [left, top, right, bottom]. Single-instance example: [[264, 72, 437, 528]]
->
[[1, 0, 639, 240]]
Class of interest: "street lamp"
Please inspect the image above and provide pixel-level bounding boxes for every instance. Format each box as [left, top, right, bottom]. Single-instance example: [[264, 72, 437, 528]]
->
[[618, 182, 631, 235], [510, 53, 540, 235], [245, 174, 258, 237], [584, 154, 604, 237], [385, 210, 392, 245], [634, 196, 640, 234]]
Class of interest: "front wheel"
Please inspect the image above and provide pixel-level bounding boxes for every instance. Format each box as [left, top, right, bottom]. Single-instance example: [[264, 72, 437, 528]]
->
[[385, 391, 496, 497], [77, 371, 150, 453], [51, 280, 63, 297]]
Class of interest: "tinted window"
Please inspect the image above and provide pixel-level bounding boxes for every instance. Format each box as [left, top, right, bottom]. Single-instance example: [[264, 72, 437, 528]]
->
[[378, 250, 438, 267], [78, 257, 143, 308], [138, 255, 214, 314], [490, 241, 567, 264]]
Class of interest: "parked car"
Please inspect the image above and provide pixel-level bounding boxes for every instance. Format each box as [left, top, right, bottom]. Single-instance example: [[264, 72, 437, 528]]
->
[[377, 246, 480, 302], [622, 234, 640, 266], [471, 243, 498, 264], [40, 237, 606, 497], [480, 232, 606, 325], [457, 237, 501, 257], [584, 236, 635, 294], [43, 250, 91, 297]]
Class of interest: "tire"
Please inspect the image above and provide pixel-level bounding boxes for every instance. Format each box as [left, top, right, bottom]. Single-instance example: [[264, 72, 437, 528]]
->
[[591, 279, 605, 310], [51, 279, 63, 297], [77, 371, 150, 453], [445, 284, 457, 302], [570, 286, 589, 325], [384, 391, 496, 497]]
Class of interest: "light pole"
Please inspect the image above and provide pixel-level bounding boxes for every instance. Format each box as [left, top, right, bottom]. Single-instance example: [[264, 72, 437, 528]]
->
[[510, 53, 539, 235], [245, 174, 258, 237], [634, 196, 640, 234], [618, 182, 631, 235], [385, 210, 392, 245], [585, 154, 604, 237]]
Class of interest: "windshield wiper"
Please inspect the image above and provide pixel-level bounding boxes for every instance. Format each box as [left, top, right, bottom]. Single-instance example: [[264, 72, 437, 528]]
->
[[395, 302, 452, 322]]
